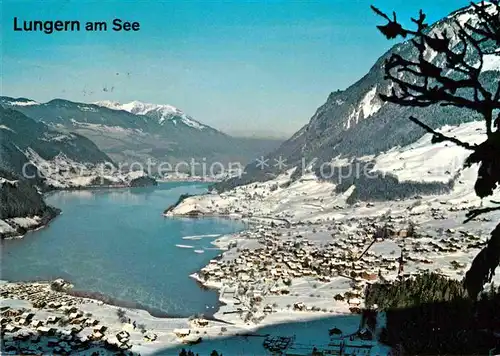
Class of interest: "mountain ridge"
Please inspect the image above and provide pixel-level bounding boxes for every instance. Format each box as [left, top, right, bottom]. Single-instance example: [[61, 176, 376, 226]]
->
[[214, 3, 499, 193], [1, 96, 282, 172], [95, 100, 213, 131]]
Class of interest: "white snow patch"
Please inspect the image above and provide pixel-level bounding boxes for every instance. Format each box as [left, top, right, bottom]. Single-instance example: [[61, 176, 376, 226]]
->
[[23, 147, 149, 189], [77, 105, 98, 112], [8, 100, 39, 106], [95, 100, 208, 130], [8, 216, 41, 228], [0, 219, 17, 235], [40, 132, 75, 142], [372, 121, 486, 183], [482, 54, 500, 72], [0, 125, 15, 133], [124, 170, 146, 181], [0, 177, 19, 187], [345, 86, 382, 129], [70, 120, 140, 134], [180, 116, 205, 130]]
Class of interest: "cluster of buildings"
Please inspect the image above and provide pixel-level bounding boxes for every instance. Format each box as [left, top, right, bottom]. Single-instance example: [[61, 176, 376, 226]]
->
[[195, 202, 489, 325], [197, 222, 397, 319], [0, 281, 139, 355]]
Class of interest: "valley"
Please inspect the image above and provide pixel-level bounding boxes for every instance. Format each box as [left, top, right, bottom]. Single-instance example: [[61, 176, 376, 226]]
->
[[2, 1, 500, 355], [0, 98, 279, 238]]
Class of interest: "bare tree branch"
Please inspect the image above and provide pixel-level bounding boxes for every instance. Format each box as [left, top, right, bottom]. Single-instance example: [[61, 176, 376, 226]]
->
[[373, 2, 500, 137], [465, 203, 500, 223], [373, 1, 500, 299], [408, 116, 477, 150]]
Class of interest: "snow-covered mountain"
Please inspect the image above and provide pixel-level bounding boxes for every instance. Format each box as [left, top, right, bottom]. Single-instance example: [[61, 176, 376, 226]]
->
[[0, 96, 282, 172], [172, 119, 491, 223], [0, 106, 156, 189], [216, 3, 499, 196], [95, 100, 209, 130]]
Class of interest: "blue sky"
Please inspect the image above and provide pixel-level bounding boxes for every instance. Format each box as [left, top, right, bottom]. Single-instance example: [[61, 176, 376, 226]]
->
[[3, 0, 468, 137]]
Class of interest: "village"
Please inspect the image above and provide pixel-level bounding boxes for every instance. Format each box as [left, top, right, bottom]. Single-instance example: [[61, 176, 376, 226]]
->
[[0, 279, 148, 354], [166, 171, 499, 354], [0, 279, 233, 355], [194, 212, 489, 327]]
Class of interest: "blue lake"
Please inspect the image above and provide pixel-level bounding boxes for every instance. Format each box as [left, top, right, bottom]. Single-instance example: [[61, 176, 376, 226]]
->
[[1, 182, 245, 317]]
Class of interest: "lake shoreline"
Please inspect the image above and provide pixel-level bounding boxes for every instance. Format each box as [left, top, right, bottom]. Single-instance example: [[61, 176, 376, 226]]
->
[[0, 279, 250, 355], [0, 206, 61, 240], [1, 279, 383, 355], [0, 278, 231, 323], [2, 177, 160, 239], [2, 182, 245, 320]]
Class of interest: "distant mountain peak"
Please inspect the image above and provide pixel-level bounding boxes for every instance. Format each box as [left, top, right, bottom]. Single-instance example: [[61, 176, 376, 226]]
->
[[0, 96, 39, 107], [95, 100, 208, 130]]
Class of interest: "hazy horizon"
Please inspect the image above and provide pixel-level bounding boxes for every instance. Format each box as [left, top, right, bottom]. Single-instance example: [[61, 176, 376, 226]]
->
[[3, 0, 468, 137]]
